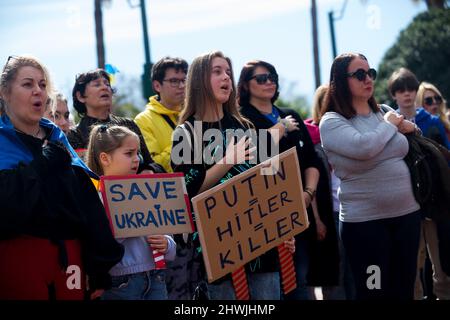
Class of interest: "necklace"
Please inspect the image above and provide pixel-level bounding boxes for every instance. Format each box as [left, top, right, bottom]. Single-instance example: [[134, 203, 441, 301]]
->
[[14, 126, 42, 138]]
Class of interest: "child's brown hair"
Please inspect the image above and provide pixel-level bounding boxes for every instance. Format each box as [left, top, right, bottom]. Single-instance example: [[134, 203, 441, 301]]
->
[[86, 124, 139, 176]]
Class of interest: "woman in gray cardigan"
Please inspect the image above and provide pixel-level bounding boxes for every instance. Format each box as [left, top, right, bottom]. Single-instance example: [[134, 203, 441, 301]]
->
[[319, 53, 420, 300]]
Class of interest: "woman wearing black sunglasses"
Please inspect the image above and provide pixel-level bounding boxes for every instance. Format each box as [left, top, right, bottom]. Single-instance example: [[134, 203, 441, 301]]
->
[[416, 82, 450, 142], [388, 68, 450, 150], [415, 81, 450, 300], [237, 60, 323, 300], [319, 53, 421, 300]]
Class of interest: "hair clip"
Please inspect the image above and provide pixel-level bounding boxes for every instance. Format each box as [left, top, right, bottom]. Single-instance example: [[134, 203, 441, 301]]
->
[[99, 124, 108, 132]]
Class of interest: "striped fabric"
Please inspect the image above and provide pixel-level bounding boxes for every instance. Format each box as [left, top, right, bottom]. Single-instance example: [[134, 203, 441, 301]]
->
[[277, 245, 297, 294], [152, 248, 167, 270], [231, 266, 250, 300]]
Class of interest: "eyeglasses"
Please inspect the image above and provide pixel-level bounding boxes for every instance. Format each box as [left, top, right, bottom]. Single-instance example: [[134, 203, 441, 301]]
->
[[162, 78, 186, 87], [250, 73, 278, 85], [347, 68, 377, 81], [424, 95, 443, 106]]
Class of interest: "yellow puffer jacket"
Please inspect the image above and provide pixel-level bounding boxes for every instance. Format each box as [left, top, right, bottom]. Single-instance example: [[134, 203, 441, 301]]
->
[[135, 96, 180, 172]]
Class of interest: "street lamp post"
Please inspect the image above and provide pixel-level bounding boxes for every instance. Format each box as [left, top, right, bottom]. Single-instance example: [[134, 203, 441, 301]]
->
[[328, 11, 337, 59], [328, 0, 348, 60], [128, 0, 155, 100], [311, 0, 321, 89], [139, 0, 155, 100]]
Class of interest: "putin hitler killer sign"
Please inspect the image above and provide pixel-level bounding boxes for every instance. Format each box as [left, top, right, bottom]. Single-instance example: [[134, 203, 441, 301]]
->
[[192, 147, 309, 282]]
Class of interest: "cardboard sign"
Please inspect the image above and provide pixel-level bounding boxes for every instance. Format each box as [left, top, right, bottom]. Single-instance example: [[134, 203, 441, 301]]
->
[[191, 147, 309, 282], [100, 173, 194, 238]]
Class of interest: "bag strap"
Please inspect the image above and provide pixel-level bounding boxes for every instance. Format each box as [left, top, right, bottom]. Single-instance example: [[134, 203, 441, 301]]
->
[[180, 120, 205, 168], [161, 114, 176, 130], [379, 104, 390, 115]]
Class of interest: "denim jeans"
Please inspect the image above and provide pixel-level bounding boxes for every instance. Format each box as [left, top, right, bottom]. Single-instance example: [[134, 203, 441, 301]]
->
[[208, 272, 280, 300], [102, 270, 167, 300]]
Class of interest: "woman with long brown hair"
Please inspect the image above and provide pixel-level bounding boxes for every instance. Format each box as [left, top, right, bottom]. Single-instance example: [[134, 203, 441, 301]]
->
[[171, 51, 294, 300], [319, 53, 420, 300]]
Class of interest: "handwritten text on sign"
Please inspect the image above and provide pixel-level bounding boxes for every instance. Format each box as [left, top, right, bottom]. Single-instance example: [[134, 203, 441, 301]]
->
[[100, 173, 194, 238], [192, 148, 309, 282]]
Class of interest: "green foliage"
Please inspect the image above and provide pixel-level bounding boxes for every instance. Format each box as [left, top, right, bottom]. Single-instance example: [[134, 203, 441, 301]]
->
[[276, 95, 311, 119], [112, 74, 147, 119], [375, 9, 450, 106], [112, 94, 142, 119], [112, 101, 142, 119]]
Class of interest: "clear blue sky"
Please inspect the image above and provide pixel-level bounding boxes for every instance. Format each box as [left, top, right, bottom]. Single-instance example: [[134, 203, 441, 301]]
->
[[0, 0, 428, 110]]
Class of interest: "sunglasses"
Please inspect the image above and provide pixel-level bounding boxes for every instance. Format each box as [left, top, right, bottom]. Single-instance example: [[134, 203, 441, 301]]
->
[[250, 73, 278, 85], [424, 95, 443, 106], [347, 68, 377, 81]]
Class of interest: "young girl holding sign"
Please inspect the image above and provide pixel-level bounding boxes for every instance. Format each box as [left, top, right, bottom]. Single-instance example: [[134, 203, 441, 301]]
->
[[171, 51, 294, 300], [86, 124, 176, 300]]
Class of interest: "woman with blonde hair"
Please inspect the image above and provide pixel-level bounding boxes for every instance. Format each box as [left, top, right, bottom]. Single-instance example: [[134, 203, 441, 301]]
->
[[311, 84, 328, 125], [0, 55, 123, 299], [44, 92, 71, 134], [319, 53, 421, 299], [416, 82, 450, 141]]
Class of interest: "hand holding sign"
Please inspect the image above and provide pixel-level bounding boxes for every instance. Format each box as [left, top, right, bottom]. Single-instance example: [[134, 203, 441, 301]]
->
[[147, 235, 168, 254], [284, 237, 295, 254], [100, 173, 193, 271], [147, 235, 168, 270]]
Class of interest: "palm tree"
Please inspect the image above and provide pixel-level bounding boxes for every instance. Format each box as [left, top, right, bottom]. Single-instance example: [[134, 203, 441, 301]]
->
[[411, 0, 448, 9]]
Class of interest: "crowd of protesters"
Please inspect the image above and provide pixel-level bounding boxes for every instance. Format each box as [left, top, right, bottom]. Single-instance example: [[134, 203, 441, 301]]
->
[[0, 51, 448, 301]]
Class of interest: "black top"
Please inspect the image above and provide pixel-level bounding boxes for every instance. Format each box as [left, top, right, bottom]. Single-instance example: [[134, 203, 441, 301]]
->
[[172, 113, 253, 197], [0, 129, 124, 290], [240, 103, 320, 182], [171, 112, 280, 282], [241, 103, 340, 286], [67, 114, 164, 173]]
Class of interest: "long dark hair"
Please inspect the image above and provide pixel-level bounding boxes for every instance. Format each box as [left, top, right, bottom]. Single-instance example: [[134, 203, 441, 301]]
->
[[1, 55, 55, 114], [237, 60, 280, 107], [321, 53, 379, 119]]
